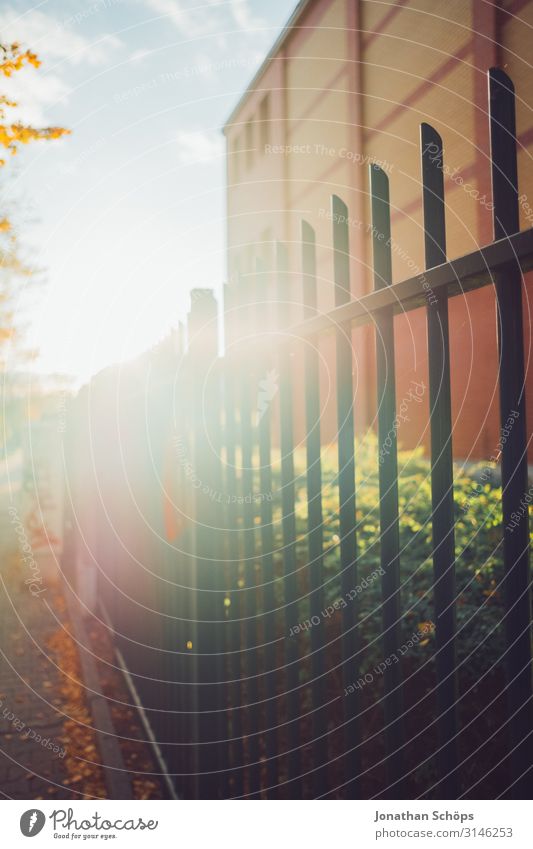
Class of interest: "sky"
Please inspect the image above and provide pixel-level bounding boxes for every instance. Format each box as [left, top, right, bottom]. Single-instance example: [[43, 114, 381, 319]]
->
[[0, 0, 293, 383]]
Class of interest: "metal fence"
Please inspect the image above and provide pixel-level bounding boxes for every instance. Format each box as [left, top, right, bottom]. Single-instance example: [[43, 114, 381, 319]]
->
[[64, 68, 532, 799]]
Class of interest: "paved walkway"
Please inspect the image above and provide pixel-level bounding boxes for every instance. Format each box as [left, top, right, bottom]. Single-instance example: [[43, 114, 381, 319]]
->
[[0, 552, 170, 800], [0, 557, 79, 799]]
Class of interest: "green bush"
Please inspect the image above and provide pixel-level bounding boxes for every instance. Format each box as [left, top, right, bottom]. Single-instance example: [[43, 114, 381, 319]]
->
[[268, 431, 531, 677]]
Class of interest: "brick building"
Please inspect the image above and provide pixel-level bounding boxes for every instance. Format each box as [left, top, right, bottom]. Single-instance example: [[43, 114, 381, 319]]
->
[[223, 0, 533, 461]]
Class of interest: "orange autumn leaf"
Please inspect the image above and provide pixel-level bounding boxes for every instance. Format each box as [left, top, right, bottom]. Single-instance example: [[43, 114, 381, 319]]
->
[[0, 38, 70, 366], [0, 44, 40, 77], [0, 42, 70, 166]]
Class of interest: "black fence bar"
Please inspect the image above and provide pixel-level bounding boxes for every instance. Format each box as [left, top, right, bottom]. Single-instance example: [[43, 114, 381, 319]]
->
[[301, 220, 328, 797], [331, 194, 360, 798], [222, 283, 245, 798], [421, 122, 459, 798], [211, 360, 228, 797], [188, 292, 222, 799], [369, 165, 405, 795], [255, 258, 279, 796], [223, 360, 245, 797], [488, 67, 533, 798], [238, 275, 261, 798], [276, 240, 302, 797], [176, 378, 197, 797]]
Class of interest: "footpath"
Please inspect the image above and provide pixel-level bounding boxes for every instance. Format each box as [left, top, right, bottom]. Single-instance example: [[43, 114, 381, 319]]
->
[[0, 551, 170, 800]]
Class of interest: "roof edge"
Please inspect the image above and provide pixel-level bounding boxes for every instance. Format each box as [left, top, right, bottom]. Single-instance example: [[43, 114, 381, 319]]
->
[[222, 0, 313, 133]]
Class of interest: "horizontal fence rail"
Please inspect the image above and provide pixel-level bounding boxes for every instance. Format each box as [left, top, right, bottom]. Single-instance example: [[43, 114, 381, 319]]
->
[[64, 68, 532, 800], [290, 226, 533, 339]]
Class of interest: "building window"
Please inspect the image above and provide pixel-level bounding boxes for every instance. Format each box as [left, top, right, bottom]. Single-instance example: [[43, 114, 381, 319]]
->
[[259, 94, 270, 150], [245, 243, 255, 276], [245, 118, 254, 169], [260, 227, 272, 269], [232, 132, 243, 182]]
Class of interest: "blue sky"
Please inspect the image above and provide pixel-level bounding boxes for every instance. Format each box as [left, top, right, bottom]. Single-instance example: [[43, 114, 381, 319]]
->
[[1, 0, 293, 382]]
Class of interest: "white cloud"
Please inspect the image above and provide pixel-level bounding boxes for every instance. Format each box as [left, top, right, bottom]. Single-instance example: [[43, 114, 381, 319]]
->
[[190, 50, 218, 78], [142, 0, 221, 38], [0, 70, 70, 126], [85, 33, 124, 66], [230, 0, 265, 31], [176, 128, 223, 164], [0, 6, 123, 66], [130, 47, 153, 63], [0, 6, 123, 125], [142, 0, 265, 37]]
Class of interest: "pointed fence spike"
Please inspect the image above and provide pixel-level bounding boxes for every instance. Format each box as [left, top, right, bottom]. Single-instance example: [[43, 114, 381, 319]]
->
[[420, 120, 459, 799], [488, 66, 532, 799], [370, 163, 404, 795]]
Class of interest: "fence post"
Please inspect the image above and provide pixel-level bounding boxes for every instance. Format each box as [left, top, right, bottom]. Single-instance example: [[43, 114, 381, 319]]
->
[[237, 272, 262, 797], [369, 166, 405, 796], [488, 67, 532, 798], [301, 221, 328, 797], [254, 256, 280, 797], [331, 195, 361, 798], [276, 241, 302, 797], [222, 280, 245, 797], [420, 123, 459, 798], [187, 288, 224, 799]]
